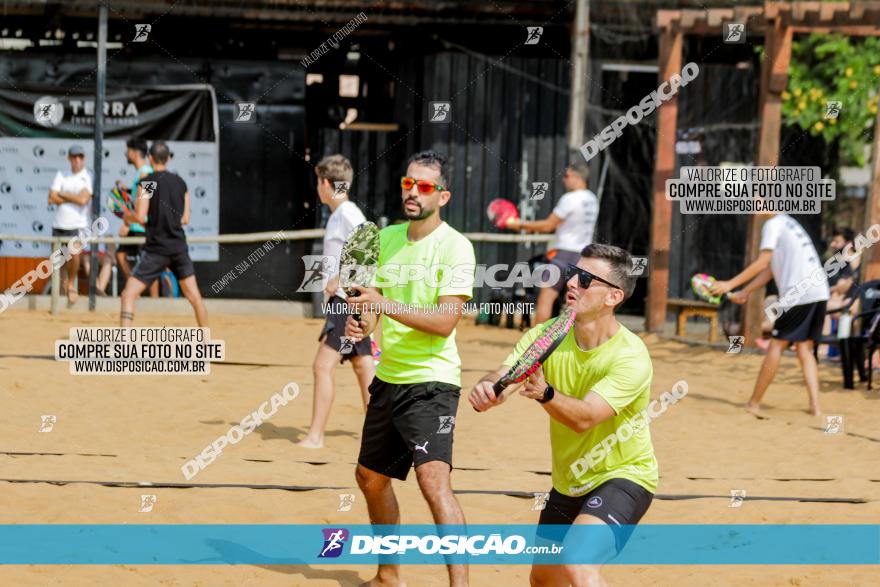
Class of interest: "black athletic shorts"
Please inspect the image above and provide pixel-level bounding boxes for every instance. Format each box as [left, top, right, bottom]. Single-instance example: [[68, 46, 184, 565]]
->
[[542, 249, 582, 292], [52, 227, 82, 238], [118, 230, 145, 259], [771, 300, 826, 342], [132, 248, 194, 287], [358, 378, 461, 480], [319, 295, 371, 362], [538, 479, 654, 552]]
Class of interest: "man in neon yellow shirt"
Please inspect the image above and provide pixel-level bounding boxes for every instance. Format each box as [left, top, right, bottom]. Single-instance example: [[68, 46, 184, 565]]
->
[[346, 150, 475, 587], [470, 243, 657, 587]]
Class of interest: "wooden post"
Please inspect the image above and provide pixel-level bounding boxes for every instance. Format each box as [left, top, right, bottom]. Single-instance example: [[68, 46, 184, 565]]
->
[[646, 28, 682, 332], [743, 18, 792, 346], [863, 105, 880, 281], [567, 0, 590, 151], [90, 4, 108, 311]]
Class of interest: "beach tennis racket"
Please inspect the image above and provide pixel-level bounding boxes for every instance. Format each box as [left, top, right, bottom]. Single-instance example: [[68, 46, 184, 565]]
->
[[108, 183, 133, 217], [339, 221, 380, 322], [106, 195, 126, 218], [691, 273, 735, 305], [487, 198, 520, 230], [491, 306, 577, 397], [112, 182, 133, 207]]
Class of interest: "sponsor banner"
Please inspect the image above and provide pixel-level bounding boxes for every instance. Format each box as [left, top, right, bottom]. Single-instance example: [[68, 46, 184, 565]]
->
[[0, 85, 219, 260], [0, 138, 218, 260], [0, 524, 876, 565], [0, 85, 216, 140]]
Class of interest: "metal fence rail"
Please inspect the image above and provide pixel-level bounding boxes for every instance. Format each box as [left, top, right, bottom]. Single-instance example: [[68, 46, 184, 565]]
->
[[0, 230, 554, 314]]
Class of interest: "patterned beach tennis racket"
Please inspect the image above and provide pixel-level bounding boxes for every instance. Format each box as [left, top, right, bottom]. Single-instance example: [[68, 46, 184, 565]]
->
[[492, 306, 577, 397], [106, 195, 126, 218], [339, 221, 380, 321], [691, 273, 723, 305], [107, 183, 132, 218]]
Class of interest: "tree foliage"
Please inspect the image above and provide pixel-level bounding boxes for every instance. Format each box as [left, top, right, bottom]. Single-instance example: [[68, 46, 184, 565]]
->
[[783, 34, 880, 167]]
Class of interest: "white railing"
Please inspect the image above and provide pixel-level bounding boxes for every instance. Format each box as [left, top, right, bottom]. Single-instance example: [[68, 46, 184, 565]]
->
[[0, 230, 554, 314]]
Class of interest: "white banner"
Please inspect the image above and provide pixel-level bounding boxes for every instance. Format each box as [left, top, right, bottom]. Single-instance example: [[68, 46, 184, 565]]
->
[[0, 137, 219, 261]]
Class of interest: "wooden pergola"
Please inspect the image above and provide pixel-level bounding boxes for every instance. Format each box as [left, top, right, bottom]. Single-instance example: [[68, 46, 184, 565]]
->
[[647, 1, 880, 345]]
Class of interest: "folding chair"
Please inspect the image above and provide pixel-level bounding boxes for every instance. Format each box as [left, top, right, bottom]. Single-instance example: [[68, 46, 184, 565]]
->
[[818, 279, 880, 390]]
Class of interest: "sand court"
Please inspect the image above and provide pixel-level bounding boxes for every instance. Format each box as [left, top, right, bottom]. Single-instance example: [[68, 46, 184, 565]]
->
[[0, 310, 877, 586]]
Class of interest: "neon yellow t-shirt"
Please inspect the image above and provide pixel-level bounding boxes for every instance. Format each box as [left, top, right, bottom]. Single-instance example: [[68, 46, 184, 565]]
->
[[503, 323, 658, 496], [375, 222, 475, 387]]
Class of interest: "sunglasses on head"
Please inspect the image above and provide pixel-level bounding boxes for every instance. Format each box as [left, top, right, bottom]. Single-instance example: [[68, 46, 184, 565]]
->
[[401, 176, 446, 194], [565, 264, 622, 290]]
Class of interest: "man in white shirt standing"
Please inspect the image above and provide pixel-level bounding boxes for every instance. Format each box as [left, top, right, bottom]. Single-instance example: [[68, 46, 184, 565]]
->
[[712, 213, 829, 417], [508, 161, 599, 323], [47, 145, 93, 304], [298, 154, 375, 448]]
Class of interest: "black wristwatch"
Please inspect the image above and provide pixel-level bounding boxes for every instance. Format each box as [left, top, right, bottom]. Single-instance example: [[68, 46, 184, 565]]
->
[[537, 384, 555, 404]]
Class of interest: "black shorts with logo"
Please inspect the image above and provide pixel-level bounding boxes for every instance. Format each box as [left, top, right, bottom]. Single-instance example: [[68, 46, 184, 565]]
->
[[319, 295, 371, 362], [771, 300, 826, 342], [358, 378, 461, 480], [537, 478, 654, 552], [132, 248, 194, 286]]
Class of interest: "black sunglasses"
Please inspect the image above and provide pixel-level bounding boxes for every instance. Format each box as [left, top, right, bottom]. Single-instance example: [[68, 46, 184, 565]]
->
[[565, 264, 622, 290]]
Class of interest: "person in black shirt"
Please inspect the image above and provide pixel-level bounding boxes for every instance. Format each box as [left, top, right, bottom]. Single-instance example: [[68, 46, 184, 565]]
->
[[827, 228, 856, 298], [823, 228, 857, 360], [120, 141, 208, 327]]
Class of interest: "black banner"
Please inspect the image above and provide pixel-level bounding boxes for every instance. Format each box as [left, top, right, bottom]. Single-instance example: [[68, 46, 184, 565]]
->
[[0, 85, 216, 141]]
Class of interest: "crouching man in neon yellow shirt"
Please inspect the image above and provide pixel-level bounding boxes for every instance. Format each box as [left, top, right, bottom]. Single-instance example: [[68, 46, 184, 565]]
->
[[470, 243, 666, 587]]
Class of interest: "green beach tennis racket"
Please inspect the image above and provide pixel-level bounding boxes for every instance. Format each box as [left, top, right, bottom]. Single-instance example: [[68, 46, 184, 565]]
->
[[339, 221, 380, 321], [492, 306, 577, 396]]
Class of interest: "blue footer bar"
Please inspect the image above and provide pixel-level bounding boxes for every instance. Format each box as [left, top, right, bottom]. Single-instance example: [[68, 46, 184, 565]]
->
[[0, 525, 877, 565]]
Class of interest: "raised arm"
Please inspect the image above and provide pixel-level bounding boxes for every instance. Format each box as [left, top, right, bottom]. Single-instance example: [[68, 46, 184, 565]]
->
[[711, 249, 773, 295], [519, 366, 616, 433], [508, 213, 562, 234]]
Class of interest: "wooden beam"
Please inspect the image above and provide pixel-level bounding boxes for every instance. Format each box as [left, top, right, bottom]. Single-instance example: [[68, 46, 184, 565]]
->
[[743, 19, 793, 346], [655, 3, 880, 37], [567, 0, 590, 151], [863, 105, 880, 281], [792, 25, 880, 35], [646, 28, 682, 332]]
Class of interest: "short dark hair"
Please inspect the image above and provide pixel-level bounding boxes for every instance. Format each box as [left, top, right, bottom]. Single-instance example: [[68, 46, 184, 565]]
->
[[580, 243, 637, 302], [407, 150, 449, 188], [833, 227, 855, 243], [126, 137, 148, 156], [148, 141, 171, 164]]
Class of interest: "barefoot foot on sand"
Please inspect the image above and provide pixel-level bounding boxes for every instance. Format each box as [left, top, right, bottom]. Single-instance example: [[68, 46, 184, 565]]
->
[[296, 437, 324, 449], [358, 578, 406, 587], [744, 404, 768, 419]]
